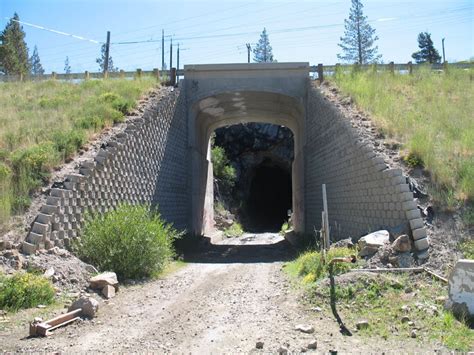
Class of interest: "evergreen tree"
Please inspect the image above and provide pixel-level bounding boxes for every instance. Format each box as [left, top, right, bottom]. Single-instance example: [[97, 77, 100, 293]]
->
[[96, 43, 118, 72], [64, 56, 71, 74], [29, 45, 44, 76], [253, 28, 275, 63], [0, 13, 30, 75], [337, 0, 381, 64], [411, 32, 441, 64]]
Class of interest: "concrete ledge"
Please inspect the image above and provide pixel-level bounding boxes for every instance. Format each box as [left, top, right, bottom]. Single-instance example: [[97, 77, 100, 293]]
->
[[447, 259, 474, 322]]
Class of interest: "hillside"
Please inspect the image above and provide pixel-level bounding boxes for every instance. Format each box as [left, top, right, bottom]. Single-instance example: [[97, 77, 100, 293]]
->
[[0, 78, 158, 229], [330, 66, 473, 222]]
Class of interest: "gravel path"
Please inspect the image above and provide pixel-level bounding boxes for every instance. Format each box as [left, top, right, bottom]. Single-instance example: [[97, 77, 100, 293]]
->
[[2, 234, 441, 353]]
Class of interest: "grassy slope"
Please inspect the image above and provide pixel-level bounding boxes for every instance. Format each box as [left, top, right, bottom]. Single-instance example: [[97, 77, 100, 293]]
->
[[330, 66, 473, 210], [0, 77, 158, 226]]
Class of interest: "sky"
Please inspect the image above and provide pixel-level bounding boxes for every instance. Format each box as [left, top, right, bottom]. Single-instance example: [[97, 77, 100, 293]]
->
[[1, 0, 472, 73]]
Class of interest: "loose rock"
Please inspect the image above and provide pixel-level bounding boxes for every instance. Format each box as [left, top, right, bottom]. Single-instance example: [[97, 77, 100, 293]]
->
[[255, 341, 264, 349], [356, 320, 369, 330], [68, 297, 99, 318], [392, 235, 411, 253], [89, 272, 119, 291], [358, 230, 390, 257], [295, 324, 315, 334], [410, 329, 417, 338], [277, 346, 289, 354], [307, 340, 317, 349], [102, 285, 115, 299]]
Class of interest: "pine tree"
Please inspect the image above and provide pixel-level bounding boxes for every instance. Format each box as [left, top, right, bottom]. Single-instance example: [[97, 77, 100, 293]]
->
[[337, 0, 381, 64], [411, 32, 441, 64], [0, 13, 30, 75], [253, 28, 275, 63], [64, 56, 71, 74], [29, 45, 44, 76], [96, 43, 118, 72]]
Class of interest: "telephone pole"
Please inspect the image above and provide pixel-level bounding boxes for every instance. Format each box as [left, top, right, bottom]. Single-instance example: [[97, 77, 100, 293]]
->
[[161, 29, 165, 70], [442, 38, 446, 63], [246, 43, 251, 63], [170, 38, 173, 70], [177, 43, 180, 72], [104, 31, 111, 74]]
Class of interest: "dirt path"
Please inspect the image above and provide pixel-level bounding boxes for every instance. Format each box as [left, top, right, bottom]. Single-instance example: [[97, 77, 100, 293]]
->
[[2, 234, 440, 353]]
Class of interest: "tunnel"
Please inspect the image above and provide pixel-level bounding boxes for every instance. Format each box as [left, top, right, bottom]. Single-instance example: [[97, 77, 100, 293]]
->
[[245, 162, 292, 232]]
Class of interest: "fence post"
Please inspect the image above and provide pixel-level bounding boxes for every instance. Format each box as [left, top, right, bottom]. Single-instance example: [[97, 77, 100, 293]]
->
[[84, 71, 90, 80], [389, 61, 394, 75], [170, 68, 176, 86], [408, 61, 413, 75], [136, 68, 142, 79], [120, 69, 125, 79], [317, 63, 324, 83]]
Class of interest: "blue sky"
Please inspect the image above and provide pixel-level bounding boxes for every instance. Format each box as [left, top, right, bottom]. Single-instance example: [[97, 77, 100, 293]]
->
[[1, 0, 472, 73]]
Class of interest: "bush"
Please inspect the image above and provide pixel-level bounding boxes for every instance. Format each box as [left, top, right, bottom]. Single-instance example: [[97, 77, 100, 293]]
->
[[296, 247, 357, 282], [0, 272, 55, 311], [73, 204, 183, 280], [224, 222, 244, 238], [52, 130, 86, 159], [211, 146, 236, 190]]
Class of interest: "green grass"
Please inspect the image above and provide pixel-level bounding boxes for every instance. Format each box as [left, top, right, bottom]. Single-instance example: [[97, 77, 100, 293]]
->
[[459, 239, 474, 259], [0, 77, 158, 227], [0, 271, 55, 312], [330, 66, 474, 207], [223, 221, 244, 238]]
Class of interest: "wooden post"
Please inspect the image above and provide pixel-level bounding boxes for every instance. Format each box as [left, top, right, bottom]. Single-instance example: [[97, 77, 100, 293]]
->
[[120, 70, 125, 78], [389, 61, 394, 75], [408, 61, 413, 75], [84, 71, 90, 80], [170, 68, 176, 86], [317, 63, 324, 84], [322, 184, 330, 250], [136, 68, 142, 79]]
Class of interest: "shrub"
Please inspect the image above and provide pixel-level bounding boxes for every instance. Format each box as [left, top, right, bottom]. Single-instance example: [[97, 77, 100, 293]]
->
[[459, 239, 474, 259], [211, 146, 236, 190], [224, 222, 244, 238], [73, 204, 183, 280], [0, 272, 55, 311], [52, 130, 86, 159]]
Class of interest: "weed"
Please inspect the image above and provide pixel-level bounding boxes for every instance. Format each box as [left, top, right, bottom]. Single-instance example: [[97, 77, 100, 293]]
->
[[223, 222, 244, 238], [211, 146, 236, 192], [459, 239, 474, 259], [0, 272, 55, 311], [280, 220, 291, 235], [73, 204, 183, 280]]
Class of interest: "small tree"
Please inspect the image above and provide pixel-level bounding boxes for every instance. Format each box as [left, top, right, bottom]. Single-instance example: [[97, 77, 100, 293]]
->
[[96, 43, 118, 72], [337, 0, 381, 64], [0, 13, 30, 76], [64, 56, 71, 74], [411, 32, 441, 64], [253, 28, 275, 63], [29, 45, 44, 76]]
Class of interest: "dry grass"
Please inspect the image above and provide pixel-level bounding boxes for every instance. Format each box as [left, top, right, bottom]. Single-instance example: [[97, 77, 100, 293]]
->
[[330, 66, 474, 209]]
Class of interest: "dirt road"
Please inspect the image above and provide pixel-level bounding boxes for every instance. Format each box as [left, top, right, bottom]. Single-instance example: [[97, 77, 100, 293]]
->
[[3, 234, 437, 353]]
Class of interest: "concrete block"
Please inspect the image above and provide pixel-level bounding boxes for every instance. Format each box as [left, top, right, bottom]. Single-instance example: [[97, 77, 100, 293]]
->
[[36, 213, 51, 224], [414, 237, 429, 251], [406, 209, 421, 220], [22, 241, 37, 255], [409, 218, 424, 230], [447, 259, 474, 319], [41, 204, 59, 215], [412, 227, 427, 240], [402, 200, 417, 211], [46, 196, 61, 206], [32, 222, 49, 235]]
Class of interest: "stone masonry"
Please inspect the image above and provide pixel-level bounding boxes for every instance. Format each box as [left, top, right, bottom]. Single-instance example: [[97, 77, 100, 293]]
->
[[22, 88, 189, 254]]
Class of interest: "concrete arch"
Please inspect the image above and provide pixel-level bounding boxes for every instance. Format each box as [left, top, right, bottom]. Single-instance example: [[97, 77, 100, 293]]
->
[[189, 90, 306, 235]]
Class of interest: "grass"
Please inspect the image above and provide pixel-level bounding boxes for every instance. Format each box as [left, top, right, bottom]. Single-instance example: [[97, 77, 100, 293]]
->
[[459, 239, 474, 259], [223, 222, 244, 238], [330, 66, 474, 208], [0, 271, 55, 312], [285, 249, 474, 351], [0, 77, 158, 227]]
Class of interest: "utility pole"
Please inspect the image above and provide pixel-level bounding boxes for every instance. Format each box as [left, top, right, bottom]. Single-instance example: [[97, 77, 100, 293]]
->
[[104, 31, 111, 74], [161, 29, 165, 70], [177, 43, 180, 72], [246, 43, 251, 63], [442, 38, 446, 63], [170, 38, 173, 70]]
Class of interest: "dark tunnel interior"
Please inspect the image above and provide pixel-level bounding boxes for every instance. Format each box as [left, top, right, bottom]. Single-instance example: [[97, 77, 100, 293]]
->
[[245, 164, 292, 232]]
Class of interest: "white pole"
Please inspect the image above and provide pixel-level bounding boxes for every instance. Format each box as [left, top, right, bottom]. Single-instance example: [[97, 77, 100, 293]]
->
[[322, 184, 330, 250]]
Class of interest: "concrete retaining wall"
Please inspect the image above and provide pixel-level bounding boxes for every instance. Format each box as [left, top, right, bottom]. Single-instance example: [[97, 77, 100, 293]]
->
[[22, 89, 189, 254], [304, 85, 428, 251]]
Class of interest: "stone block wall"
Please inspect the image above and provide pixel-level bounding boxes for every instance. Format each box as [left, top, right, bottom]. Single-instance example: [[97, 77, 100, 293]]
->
[[305, 86, 428, 251], [23, 88, 189, 254]]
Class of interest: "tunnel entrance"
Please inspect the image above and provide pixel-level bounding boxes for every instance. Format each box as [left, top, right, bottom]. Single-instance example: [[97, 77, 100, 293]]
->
[[246, 163, 292, 232]]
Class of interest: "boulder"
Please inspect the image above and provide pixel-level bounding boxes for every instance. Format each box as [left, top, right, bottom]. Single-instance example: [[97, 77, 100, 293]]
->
[[102, 285, 115, 299], [358, 230, 390, 257], [391, 235, 411, 253], [89, 272, 118, 291], [68, 297, 99, 318]]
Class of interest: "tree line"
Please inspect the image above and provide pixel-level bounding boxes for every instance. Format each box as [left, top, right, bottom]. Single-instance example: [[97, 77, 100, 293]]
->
[[1, 2, 445, 75]]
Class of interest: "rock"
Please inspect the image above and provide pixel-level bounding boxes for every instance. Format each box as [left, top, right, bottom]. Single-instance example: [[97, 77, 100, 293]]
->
[[331, 238, 354, 249], [277, 346, 289, 354], [410, 329, 417, 338], [356, 320, 369, 330], [307, 340, 317, 349], [68, 297, 99, 318], [37, 305, 46, 309], [295, 324, 315, 334], [102, 285, 115, 299], [43, 267, 55, 279], [435, 296, 447, 305], [392, 235, 411, 253], [358, 230, 390, 257], [255, 341, 264, 349], [312, 306, 322, 312], [85, 264, 98, 274], [401, 316, 410, 323], [446, 259, 474, 323], [89, 272, 118, 291], [408, 321, 415, 326]]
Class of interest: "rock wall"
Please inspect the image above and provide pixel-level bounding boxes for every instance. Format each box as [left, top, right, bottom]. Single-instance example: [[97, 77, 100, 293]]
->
[[304, 85, 428, 251], [22, 89, 189, 254]]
